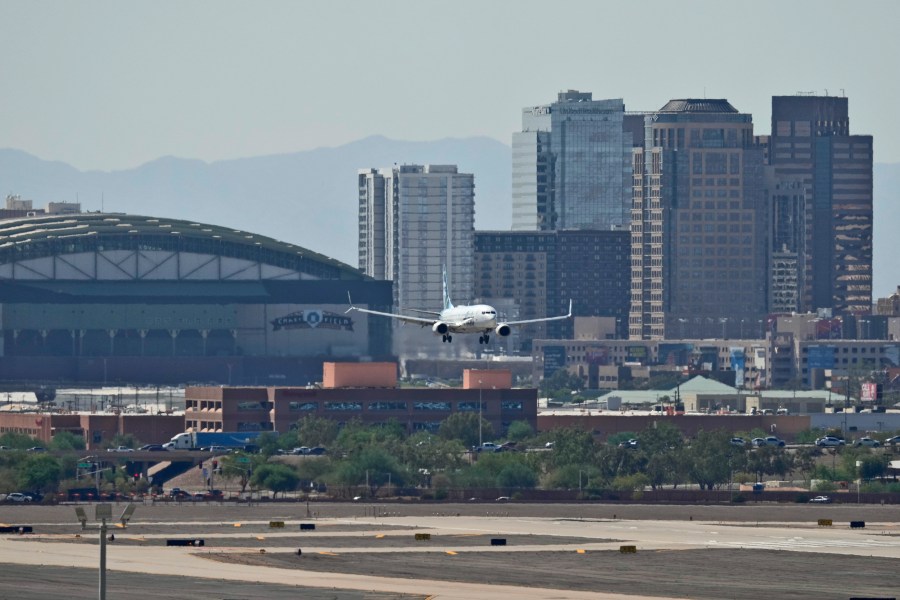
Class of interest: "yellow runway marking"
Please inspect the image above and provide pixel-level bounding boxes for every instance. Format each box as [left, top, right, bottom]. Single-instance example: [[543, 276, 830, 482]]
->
[[318, 551, 339, 557], [446, 551, 458, 555], [375, 534, 385, 538], [576, 549, 586, 554]]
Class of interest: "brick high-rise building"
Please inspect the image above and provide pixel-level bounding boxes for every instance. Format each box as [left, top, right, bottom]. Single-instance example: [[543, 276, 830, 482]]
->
[[630, 99, 768, 340], [763, 95, 873, 315]]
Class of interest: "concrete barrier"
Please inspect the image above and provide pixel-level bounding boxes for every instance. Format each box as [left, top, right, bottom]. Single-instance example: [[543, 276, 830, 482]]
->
[[490, 538, 506, 546], [166, 539, 205, 547], [619, 545, 637, 553], [269, 521, 285, 528], [0, 526, 32, 534], [415, 533, 432, 541], [850, 521, 866, 529], [299, 523, 316, 531], [817, 519, 833, 527]]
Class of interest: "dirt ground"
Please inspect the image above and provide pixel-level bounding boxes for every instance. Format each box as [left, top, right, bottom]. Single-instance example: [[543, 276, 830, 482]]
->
[[206, 548, 900, 600]]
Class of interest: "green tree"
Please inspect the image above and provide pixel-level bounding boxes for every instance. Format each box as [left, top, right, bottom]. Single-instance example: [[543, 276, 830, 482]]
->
[[219, 452, 260, 493], [250, 463, 300, 497], [857, 455, 887, 480], [496, 461, 538, 489], [331, 446, 405, 496], [539, 369, 583, 400], [0, 432, 39, 449], [294, 415, 341, 448], [18, 454, 61, 492], [49, 431, 86, 451], [686, 430, 741, 490], [438, 412, 492, 449], [546, 426, 595, 468], [255, 432, 281, 456], [505, 420, 533, 442]]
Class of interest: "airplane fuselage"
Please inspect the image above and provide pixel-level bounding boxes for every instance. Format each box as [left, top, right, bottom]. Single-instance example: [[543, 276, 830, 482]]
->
[[438, 304, 497, 333]]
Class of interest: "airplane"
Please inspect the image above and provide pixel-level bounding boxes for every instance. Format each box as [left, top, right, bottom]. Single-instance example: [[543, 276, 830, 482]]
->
[[347, 270, 572, 344]]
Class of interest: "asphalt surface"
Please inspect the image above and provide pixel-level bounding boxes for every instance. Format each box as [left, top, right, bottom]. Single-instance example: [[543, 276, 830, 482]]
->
[[1, 501, 898, 600]]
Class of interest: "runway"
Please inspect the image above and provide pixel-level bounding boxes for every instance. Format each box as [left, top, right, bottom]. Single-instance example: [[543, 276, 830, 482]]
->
[[1, 503, 897, 599]]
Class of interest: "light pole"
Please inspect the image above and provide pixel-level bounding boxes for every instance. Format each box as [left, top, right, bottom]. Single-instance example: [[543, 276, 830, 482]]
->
[[74, 503, 136, 600], [478, 380, 483, 448]]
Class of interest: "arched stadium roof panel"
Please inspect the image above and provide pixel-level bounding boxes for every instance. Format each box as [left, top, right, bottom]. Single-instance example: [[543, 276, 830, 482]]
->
[[0, 213, 365, 281]]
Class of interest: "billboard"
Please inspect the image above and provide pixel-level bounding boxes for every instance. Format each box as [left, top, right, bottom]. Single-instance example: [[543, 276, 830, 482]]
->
[[659, 343, 694, 366], [860, 382, 880, 403], [730, 347, 746, 388], [807, 345, 836, 370], [543, 346, 567, 378]]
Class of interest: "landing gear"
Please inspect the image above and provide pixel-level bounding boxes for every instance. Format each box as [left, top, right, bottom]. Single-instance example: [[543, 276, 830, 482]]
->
[[478, 334, 490, 344], [442, 334, 453, 343]]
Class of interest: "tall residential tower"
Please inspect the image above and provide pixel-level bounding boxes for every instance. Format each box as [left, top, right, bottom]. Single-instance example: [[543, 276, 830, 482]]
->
[[358, 164, 475, 312]]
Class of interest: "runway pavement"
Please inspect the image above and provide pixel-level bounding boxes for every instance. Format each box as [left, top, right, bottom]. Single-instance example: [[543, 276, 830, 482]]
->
[[0, 503, 897, 599]]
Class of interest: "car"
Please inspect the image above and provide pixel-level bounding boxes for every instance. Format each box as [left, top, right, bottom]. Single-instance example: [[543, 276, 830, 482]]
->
[[292, 447, 311, 455], [885, 435, 900, 446], [730, 437, 747, 447], [307, 446, 327, 455], [495, 496, 511, 502], [0, 446, 10, 451], [206, 445, 230, 454], [107, 446, 134, 452], [751, 437, 766, 447], [815, 436, 845, 447], [26, 447, 46, 452], [5, 492, 32, 503], [139, 444, 167, 451], [853, 436, 880, 448], [475, 442, 502, 453], [808, 495, 832, 503], [618, 439, 639, 449], [544, 441, 555, 449]]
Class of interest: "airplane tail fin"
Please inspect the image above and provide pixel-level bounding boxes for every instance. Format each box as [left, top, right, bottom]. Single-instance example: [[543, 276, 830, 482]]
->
[[442, 266, 454, 311]]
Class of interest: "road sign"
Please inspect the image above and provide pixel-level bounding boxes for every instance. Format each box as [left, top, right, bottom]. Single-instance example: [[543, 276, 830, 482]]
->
[[237, 457, 251, 464], [78, 462, 92, 468]]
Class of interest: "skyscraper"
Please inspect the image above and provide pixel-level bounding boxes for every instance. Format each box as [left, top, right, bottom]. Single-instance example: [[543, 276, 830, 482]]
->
[[358, 164, 475, 312], [630, 99, 768, 340], [512, 90, 635, 231], [764, 95, 873, 315]]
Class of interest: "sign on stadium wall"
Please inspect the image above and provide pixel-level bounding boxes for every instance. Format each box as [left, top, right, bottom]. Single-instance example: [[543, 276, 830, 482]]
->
[[270, 310, 354, 332]]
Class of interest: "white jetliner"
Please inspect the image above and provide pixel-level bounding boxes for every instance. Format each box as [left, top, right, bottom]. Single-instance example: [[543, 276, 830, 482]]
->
[[347, 270, 572, 344]]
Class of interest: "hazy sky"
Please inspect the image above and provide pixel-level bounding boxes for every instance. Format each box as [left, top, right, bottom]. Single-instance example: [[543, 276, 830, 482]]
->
[[1, 0, 898, 171]]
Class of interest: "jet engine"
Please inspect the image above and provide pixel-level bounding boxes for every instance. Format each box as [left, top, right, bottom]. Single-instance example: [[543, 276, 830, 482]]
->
[[432, 322, 449, 335], [494, 324, 511, 337]]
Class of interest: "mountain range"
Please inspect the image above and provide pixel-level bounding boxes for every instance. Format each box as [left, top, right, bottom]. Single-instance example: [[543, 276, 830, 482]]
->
[[0, 137, 897, 298]]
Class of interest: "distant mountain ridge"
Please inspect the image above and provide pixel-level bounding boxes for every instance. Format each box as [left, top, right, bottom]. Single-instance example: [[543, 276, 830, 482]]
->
[[0, 136, 512, 269], [0, 139, 897, 298]]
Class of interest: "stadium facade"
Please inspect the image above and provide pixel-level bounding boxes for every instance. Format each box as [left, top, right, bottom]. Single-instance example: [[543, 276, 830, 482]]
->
[[0, 213, 392, 386]]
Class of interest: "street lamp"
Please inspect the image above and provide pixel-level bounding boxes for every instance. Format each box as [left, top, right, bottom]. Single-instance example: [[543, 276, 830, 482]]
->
[[74, 503, 136, 600], [478, 380, 483, 447]]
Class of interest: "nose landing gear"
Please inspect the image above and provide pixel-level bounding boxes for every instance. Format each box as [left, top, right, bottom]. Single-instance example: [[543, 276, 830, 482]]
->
[[442, 334, 453, 343]]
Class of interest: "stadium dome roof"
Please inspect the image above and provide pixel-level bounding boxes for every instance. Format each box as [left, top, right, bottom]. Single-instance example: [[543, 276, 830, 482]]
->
[[0, 213, 363, 281]]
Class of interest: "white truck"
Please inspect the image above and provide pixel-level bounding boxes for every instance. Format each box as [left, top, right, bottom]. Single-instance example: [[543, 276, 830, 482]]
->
[[163, 431, 270, 451]]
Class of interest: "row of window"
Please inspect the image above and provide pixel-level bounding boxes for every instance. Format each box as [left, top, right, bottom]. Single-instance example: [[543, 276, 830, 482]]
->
[[285, 401, 524, 412]]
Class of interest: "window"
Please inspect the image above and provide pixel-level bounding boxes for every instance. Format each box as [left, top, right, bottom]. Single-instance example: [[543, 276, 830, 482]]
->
[[288, 401, 318, 411], [414, 402, 451, 411], [369, 401, 407, 411], [324, 402, 362, 411]]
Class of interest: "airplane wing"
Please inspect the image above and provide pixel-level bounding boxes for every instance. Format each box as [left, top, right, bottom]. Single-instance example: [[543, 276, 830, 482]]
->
[[346, 293, 436, 327], [502, 300, 573, 326], [404, 308, 443, 317]]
